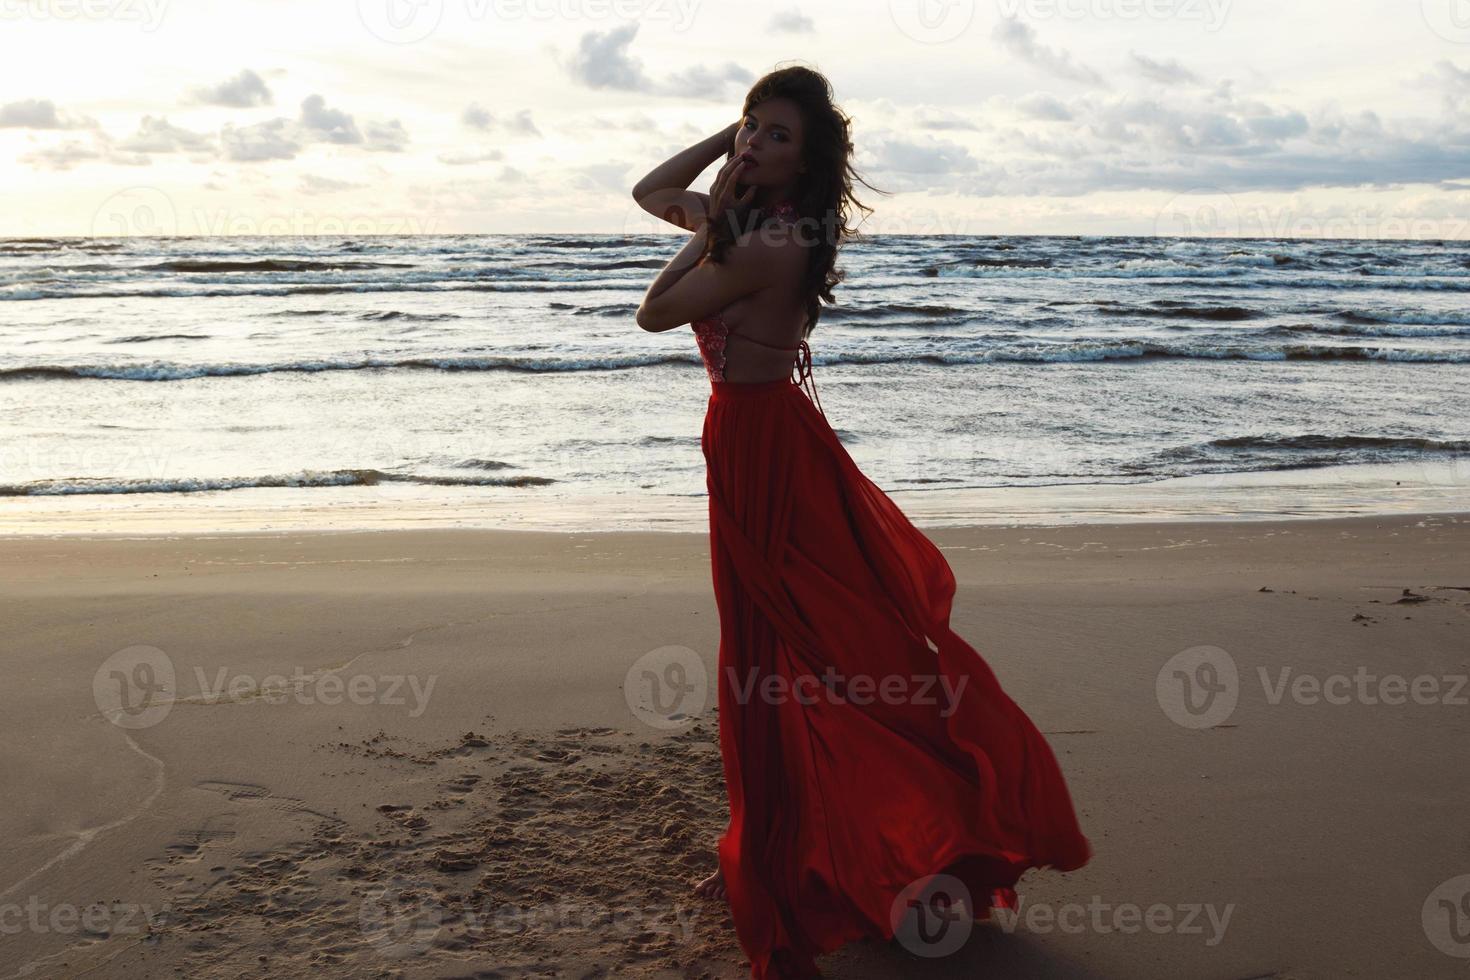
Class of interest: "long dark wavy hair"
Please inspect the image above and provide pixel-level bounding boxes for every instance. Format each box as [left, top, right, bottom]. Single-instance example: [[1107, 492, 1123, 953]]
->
[[701, 64, 888, 340]]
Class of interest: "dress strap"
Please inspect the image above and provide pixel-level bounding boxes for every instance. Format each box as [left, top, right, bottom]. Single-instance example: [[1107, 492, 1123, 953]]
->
[[792, 340, 826, 419], [724, 324, 826, 419]]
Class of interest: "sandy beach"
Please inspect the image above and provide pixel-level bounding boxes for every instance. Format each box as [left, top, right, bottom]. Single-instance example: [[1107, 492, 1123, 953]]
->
[[1, 511, 1467, 978]]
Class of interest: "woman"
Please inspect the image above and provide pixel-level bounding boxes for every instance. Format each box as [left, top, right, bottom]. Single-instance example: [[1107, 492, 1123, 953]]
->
[[631, 65, 1091, 979]]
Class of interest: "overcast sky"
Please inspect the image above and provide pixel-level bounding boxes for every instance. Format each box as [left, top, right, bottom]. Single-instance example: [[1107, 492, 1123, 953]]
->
[[3, 0, 1469, 237]]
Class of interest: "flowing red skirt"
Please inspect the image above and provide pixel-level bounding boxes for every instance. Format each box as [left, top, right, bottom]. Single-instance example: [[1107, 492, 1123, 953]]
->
[[700, 376, 1091, 979]]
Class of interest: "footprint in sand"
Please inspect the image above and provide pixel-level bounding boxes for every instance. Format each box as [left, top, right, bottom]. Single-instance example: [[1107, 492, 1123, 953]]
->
[[195, 779, 346, 826]]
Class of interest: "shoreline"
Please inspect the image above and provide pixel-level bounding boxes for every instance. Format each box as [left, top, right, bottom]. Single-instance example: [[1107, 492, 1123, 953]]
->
[[2, 458, 1465, 538]]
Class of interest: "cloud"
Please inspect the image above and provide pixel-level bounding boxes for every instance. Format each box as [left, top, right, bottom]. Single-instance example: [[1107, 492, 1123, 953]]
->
[[992, 18, 1108, 87], [188, 69, 273, 108], [17, 140, 103, 170], [577, 111, 664, 132], [437, 147, 505, 166], [364, 119, 409, 152], [1016, 93, 1074, 121], [565, 24, 650, 91], [1425, 59, 1470, 114], [769, 8, 815, 33], [562, 24, 750, 101], [447, 103, 535, 168], [17, 113, 212, 169], [1130, 52, 1202, 86], [914, 108, 981, 131], [462, 104, 493, 130], [1082, 93, 1311, 150], [890, 87, 1470, 198], [664, 63, 753, 101], [1247, 109, 1309, 141], [461, 104, 541, 137], [215, 95, 410, 160], [10, 96, 400, 169], [570, 161, 630, 193], [0, 98, 94, 130], [115, 115, 215, 153], [505, 109, 540, 136], [867, 135, 980, 175], [1431, 59, 1470, 92], [221, 117, 301, 161], [299, 173, 364, 194], [18, 135, 148, 171], [12, 110, 216, 169], [300, 94, 362, 144]]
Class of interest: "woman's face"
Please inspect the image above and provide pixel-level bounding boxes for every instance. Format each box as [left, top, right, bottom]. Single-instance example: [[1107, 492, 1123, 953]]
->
[[733, 97, 804, 189]]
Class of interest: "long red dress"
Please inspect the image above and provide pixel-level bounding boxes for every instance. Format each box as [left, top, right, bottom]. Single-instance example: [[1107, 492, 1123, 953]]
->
[[694, 201, 1091, 979]]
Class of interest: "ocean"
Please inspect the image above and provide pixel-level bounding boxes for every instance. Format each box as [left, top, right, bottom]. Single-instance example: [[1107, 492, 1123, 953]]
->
[[2, 230, 1467, 533]]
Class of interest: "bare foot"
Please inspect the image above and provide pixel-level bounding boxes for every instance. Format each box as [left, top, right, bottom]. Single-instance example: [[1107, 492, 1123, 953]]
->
[[693, 866, 727, 901]]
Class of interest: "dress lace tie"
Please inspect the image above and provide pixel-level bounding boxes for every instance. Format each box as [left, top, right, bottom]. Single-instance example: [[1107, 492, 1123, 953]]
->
[[792, 339, 826, 420]]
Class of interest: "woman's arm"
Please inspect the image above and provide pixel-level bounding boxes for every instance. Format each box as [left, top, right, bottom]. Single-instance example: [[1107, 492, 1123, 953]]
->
[[637, 147, 760, 332], [637, 222, 710, 319], [636, 225, 789, 333], [631, 121, 739, 232]]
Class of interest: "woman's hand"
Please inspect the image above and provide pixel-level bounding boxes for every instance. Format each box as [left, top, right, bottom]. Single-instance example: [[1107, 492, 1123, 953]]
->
[[704, 149, 755, 233]]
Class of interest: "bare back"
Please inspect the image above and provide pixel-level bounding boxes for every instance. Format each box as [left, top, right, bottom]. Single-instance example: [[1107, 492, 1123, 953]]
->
[[710, 214, 811, 383]]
